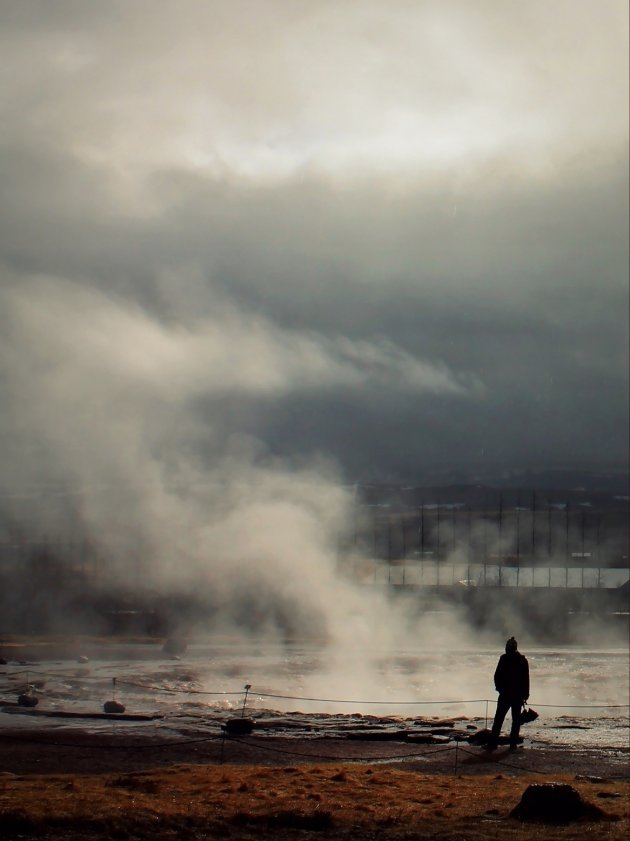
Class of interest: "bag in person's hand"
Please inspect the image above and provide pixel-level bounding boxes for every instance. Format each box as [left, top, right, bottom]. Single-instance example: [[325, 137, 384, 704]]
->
[[519, 704, 539, 725]]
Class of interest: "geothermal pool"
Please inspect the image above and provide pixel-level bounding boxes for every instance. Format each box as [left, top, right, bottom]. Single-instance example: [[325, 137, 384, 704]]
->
[[1, 639, 628, 751]]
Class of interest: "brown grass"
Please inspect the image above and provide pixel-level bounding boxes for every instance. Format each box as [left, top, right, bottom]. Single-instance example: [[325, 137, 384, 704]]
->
[[1, 763, 627, 840]]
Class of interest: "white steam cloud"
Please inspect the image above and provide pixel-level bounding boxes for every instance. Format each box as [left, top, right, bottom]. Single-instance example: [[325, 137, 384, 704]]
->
[[0, 272, 479, 653], [0, 271, 625, 713], [2, 274, 472, 401]]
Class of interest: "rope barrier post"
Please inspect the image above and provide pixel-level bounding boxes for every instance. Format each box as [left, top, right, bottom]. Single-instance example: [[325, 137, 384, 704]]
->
[[112, 677, 116, 700], [484, 700, 488, 729], [241, 684, 251, 718], [220, 729, 226, 764], [454, 740, 459, 775]]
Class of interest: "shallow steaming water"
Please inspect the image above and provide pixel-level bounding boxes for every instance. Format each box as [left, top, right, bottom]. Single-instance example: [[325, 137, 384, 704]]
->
[[1, 640, 628, 751]]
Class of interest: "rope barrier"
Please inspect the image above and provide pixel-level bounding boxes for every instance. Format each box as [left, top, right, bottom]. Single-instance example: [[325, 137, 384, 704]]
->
[[0, 730, 223, 751], [224, 734, 457, 763], [3, 726, 624, 779], [2, 669, 629, 710], [250, 691, 490, 705], [0, 728, 453, 762], [118, 683, 630, 709], [118, 680, 241, 696], [0, 718, 627, 778], [457, 745, 549, 775], [2, 674, 629, 710], [3, 657, 628, 777], [456, 744, 630, 778]]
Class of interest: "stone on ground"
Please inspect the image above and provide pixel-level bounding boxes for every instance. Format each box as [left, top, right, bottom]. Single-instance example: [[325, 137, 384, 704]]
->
[[511, 783, 605, 823]]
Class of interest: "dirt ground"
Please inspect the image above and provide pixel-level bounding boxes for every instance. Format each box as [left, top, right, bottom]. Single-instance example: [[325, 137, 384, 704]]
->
[[1, 724, 628, 840], [0, 723, 629, 778], [1, 637, 628, 838]]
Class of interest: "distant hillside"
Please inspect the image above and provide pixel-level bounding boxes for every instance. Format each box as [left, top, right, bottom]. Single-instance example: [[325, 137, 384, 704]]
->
[[354, 467, 629, 497]]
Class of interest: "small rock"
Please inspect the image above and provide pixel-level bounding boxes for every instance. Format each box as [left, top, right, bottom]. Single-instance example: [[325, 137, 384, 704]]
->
[[468, 728, 492, 745], [103, 700, 126, 714], [406, 733, 449, 745], [224, 718, 254, 735], [17, 693, 38, 708], [406, 733, 435, 744], [345, 729, 408, 741], [77, 655, 89, 664]]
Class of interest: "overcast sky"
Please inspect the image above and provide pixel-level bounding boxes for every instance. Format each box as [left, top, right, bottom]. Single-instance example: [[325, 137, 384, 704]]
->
[[1, 0, 628, 492]]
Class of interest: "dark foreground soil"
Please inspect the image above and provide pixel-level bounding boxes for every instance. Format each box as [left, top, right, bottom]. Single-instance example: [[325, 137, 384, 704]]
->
[[1, 723, 628, 840], [1, 722, 629, 778]]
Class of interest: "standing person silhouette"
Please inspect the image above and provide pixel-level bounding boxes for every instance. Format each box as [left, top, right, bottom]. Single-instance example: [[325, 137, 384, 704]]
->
[[487, 637, 529, 750]]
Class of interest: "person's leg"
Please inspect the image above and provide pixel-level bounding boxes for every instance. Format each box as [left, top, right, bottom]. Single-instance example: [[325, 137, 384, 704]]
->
[[509, 700, 522, 747], [489, 695, 509, 747]]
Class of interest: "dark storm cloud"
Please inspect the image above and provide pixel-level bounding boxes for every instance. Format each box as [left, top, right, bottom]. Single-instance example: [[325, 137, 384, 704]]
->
[[0, 0, 627, 486]]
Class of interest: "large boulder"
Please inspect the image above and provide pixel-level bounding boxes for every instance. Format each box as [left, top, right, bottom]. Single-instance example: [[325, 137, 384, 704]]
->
[[511, 783, 605, 823]]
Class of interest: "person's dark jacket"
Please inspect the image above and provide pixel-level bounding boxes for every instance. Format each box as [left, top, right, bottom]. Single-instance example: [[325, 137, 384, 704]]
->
[[494, 651, 529, 701]]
